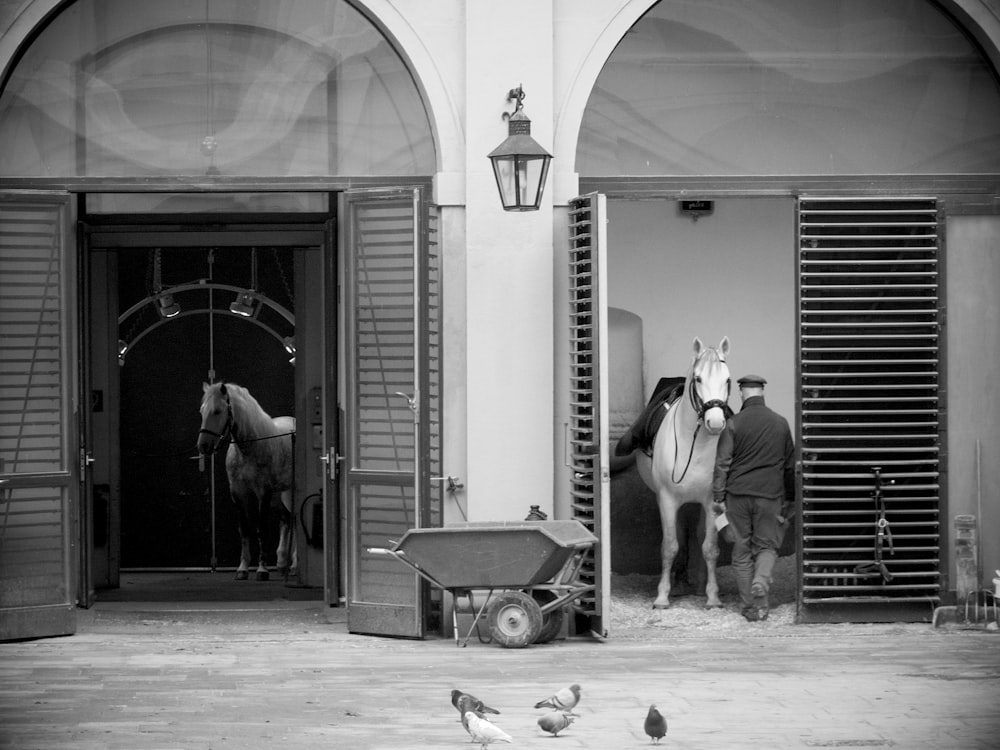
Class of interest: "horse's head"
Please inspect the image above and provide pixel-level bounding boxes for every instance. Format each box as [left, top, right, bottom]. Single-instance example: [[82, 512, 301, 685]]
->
[[197, 381, 232, 455], [689, 336, 731, 435]]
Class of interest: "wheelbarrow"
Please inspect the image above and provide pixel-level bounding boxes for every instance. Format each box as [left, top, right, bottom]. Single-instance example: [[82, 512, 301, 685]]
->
[[369, 519, 598, 648]]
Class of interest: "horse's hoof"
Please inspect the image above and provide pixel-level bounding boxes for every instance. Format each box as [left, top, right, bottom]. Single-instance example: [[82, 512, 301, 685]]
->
[[255, 571, 270, 581], [652, 602, 671, 610], [235, 570, 249, 581], [705, 601, 724, 609]]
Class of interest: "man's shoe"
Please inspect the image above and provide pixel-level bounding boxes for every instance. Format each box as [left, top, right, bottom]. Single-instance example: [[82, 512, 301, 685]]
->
[[751, 581, 769, 608], [741, 605, 760, 622]]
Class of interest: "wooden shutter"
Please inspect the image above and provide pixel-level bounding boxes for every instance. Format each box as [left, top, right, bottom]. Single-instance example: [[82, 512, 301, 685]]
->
[[567, 193, 610, 637], [0, 194, 77, 641], [343, 187, 439, 638], [798, 196, 942, 622]]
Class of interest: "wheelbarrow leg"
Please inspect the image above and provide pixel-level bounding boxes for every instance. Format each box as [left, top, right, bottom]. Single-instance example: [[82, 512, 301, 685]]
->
[[451, 590, 462, 647], [454, 588, 495, 647]]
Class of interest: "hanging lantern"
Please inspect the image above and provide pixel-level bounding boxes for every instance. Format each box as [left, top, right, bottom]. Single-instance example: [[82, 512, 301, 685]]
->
[[487, 85, 553, 211]]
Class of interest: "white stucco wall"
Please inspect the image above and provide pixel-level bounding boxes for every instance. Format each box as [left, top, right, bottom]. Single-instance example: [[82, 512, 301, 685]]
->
[[358, 0, 657, 520]]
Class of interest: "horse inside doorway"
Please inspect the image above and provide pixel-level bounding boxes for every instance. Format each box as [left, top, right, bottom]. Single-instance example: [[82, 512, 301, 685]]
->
[[631, 337, 732, 609], [196, 382, 297, 580]]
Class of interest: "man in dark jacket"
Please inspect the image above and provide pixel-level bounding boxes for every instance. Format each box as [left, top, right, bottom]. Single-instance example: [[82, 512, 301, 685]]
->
[[712, 374, 795, 621]]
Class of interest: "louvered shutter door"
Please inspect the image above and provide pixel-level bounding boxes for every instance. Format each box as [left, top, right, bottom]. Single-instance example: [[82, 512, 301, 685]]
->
[[798, 196, 942, 622], [0, 195, 77, 641], [343, 187, 439, 638], [568, 193, 610, 637]]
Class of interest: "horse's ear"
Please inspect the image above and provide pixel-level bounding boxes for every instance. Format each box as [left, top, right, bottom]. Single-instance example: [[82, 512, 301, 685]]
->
[[692, 337, 704, 358], [202, 381, 210, 393], [719, 336, 731, 358]]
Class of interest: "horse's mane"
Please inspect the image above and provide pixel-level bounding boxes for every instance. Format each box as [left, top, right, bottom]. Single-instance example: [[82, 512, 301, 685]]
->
[[206, 382, 281, 438]]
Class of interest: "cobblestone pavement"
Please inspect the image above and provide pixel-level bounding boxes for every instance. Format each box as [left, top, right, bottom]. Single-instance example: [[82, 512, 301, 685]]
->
[[1, 601, 998, 750]]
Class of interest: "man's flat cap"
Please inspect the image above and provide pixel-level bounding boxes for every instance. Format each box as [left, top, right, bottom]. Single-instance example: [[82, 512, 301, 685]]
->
[[737, 374, 767, 388]]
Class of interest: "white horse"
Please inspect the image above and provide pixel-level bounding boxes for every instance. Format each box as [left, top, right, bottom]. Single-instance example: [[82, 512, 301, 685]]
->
[[196, 382, 297, 581], [636, 337, 731, 609]]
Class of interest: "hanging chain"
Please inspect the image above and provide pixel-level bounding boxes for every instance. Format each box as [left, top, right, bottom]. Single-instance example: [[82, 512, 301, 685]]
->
[[272, 247, 294, 307]]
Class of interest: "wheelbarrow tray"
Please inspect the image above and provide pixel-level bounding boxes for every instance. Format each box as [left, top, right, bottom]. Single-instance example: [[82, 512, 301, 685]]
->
[[390, 520, 597, 590]]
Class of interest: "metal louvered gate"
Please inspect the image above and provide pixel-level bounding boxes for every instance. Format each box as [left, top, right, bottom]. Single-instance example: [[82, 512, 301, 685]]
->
[[798, 196, 942, 622], [567, 193, 610, 638]]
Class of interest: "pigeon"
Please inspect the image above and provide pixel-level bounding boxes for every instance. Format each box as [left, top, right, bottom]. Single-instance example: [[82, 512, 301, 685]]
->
[[537, 710, 575, 736], [644, 704, 667, 744], [452, 689, 500, 716], [465, 712, 513, 748], [534, 683, 581, 714], [456, 695, 488, 739]]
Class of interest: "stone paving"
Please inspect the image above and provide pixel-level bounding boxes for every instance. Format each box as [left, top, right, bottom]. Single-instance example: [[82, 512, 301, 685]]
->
[[1, 601, 998, 750]]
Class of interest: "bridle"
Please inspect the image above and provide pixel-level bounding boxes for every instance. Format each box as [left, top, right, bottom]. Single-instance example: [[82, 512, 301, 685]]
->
[[671, 349, 731, 484], [198, 389, 235, 454], [688, 372, 731, 423]]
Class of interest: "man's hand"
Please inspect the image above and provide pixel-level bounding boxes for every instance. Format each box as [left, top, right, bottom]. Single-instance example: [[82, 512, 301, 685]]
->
[[711, 501, 726, 516]]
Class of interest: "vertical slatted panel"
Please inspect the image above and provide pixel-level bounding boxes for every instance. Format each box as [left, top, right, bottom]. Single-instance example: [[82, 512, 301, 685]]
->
[[0, 196, 76, 640], [0, 206, 65, 474], [426, 212, 441, 531], [798, 196, 942, 621], [350, 197, 417, 605], [567, 193, 610, 637], [345, 188, 438, 638]]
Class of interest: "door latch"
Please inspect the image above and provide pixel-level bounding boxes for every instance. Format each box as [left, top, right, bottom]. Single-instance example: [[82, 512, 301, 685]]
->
[[431, 475, 464, 493]]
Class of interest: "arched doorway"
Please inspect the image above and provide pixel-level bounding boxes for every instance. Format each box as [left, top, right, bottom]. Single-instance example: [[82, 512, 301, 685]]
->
[[0, 0, 439, 636], [574, 0, 1000, 621]]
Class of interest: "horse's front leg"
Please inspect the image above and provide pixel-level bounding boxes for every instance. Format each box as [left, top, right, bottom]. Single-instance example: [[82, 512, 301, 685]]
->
[[654, 492, 679, 609], [276, 489, 297, 581], [254, 492, 271, 581], [233, 494, 252, 581], [701, 500, 723, 608]]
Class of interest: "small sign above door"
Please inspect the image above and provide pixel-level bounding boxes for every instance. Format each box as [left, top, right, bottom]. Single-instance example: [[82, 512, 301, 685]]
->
[[679, 199, 714, 219]]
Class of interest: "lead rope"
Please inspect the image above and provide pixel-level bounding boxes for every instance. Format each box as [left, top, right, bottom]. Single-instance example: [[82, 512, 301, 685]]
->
[[670, 411, 702, 485]]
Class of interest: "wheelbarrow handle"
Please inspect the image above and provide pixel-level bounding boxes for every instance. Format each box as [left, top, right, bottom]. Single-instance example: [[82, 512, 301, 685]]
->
[[366, 547, 449, 590]]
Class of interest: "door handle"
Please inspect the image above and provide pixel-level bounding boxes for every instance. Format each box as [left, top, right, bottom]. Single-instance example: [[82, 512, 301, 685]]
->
[[320, 448, 344, 480], [393, 390, 419, 415]]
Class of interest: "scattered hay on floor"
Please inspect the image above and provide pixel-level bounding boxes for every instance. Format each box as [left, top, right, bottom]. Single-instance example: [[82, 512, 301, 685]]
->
[[609, 556, 797, 638]]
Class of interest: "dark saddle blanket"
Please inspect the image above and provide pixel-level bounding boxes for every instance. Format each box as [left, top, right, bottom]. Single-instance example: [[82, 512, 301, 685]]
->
[[614, 376, 686, 457]]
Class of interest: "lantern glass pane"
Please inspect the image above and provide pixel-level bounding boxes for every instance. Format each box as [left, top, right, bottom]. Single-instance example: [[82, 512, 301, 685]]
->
[[492, 154, 549, 209]]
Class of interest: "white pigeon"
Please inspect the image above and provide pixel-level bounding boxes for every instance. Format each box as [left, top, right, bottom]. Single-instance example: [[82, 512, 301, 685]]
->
[[465, 711, 513, 748], [533, 683, 581, 714]]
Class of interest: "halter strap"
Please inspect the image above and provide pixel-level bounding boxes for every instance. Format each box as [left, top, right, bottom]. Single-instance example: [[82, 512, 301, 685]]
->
[[199, 390, 236, 450], [687, 349, 731, 419], [671, 348, 731, 484]]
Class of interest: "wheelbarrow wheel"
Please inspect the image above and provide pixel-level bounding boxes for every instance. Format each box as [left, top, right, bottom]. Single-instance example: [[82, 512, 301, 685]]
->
[[531, 590, 565, 644], [486, 591, 543, 648]]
